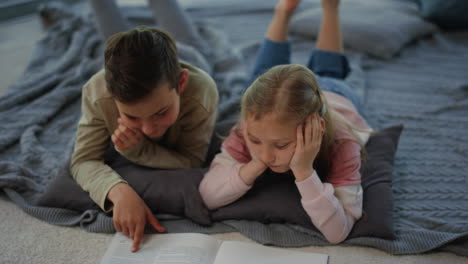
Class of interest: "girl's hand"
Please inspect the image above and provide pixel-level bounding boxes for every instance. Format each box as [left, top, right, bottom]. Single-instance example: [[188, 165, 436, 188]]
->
[[239, 156, 268, 186], [290, 114, 324, 181], [108, 183, 166, 252], [112, 118, 143, 151], [240, 126, 268, 185]]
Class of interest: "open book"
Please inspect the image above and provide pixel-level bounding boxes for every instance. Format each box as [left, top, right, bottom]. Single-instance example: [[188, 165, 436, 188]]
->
[[100, 232, 328, 264]]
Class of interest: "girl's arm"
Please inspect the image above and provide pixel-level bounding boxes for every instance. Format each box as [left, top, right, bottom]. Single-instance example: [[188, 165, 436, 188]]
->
[[296, 140, 363, 244], [199, 125, 267, 209], [199, 149, 253, 209]]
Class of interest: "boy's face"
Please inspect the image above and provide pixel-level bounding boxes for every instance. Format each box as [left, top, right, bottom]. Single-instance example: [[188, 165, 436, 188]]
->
[[115, 72, 187, 139]]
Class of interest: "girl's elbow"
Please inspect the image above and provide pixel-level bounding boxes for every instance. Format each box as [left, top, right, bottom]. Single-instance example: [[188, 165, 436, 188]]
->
[[323, 226, 351, 244], [198, 181, 221, 210], [200, 192, 220, 210], [202, 199, 219, 210], [326, 235, 346, 244]]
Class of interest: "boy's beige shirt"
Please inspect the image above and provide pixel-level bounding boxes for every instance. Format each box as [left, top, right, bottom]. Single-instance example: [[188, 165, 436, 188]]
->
[[70, 62, 218, 211]]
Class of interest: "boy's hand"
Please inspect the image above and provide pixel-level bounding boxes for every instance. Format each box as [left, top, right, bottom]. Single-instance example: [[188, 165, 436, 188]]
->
[[108, 183, 166, 252], [290, 114, 324, 181], [112, 118, 143, 151]]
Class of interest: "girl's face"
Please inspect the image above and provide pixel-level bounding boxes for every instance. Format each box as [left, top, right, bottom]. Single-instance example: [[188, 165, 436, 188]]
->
[[244, 113, 298, 173]]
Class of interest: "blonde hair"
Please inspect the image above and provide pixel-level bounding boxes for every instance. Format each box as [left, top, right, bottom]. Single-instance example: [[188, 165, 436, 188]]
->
[[240, 64, 364, 180]]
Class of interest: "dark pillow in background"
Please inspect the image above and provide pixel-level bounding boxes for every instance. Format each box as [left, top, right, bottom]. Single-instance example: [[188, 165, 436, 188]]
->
[[204, 117, 239, 166], [212, 125, 404, 239], [416, 0, 468, 30], [349, 125, 403, 238]]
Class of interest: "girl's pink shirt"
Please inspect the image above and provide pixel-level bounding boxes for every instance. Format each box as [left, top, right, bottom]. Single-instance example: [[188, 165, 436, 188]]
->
[[199, 91, 372, 243]]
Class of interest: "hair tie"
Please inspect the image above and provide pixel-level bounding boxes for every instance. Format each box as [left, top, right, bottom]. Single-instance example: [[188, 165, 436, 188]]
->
[[321, 104, 327, 116]]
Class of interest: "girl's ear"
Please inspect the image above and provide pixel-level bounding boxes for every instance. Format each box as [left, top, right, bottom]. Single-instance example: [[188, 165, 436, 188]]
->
[[320, 117, 325, 136]]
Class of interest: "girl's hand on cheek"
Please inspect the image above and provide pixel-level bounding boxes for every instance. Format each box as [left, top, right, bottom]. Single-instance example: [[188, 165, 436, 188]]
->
[[250, 152, 268, 173], [240, 130, 268, 185], [243, 126, 268, 175], [290, 114, 324, 181], [239, 154, 268, 186]]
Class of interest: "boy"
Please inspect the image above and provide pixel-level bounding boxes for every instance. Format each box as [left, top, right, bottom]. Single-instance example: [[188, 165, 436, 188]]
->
[[70, 26, 218, 251]]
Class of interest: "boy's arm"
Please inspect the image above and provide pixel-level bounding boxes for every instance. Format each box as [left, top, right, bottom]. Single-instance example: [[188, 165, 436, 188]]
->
[[70, 86, 127, 212], [118, 103, 217, 169]]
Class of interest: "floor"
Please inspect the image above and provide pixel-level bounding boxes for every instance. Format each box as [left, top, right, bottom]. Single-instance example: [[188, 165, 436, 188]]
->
[[0, 2, 467, 264]]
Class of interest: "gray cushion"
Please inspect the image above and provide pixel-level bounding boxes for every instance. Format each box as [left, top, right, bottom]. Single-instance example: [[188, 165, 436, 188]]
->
[[211, 125, 403, 239], [290, 0, 437, 59], [36, 152, 212, 226], [417, 0, 468, 30], [37, 122, 402, 239]]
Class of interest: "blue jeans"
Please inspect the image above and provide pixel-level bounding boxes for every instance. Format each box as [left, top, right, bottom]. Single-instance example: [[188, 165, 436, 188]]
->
[[249, 38, 363, 113]]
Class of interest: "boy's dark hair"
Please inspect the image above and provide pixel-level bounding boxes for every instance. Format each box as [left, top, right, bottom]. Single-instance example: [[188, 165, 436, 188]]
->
[[104, 26, 181, 104]]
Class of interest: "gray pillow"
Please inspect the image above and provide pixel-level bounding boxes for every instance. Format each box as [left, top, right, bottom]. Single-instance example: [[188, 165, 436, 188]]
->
[[290, 0, 437, 59], [36, 150, 212, 226], [37, 122, 402, 239], [211, 125, 404, 239], [416, 0, 468, 30]]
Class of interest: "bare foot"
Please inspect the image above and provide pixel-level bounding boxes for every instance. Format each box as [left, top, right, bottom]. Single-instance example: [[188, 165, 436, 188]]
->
[[276, 0, 301, 14]]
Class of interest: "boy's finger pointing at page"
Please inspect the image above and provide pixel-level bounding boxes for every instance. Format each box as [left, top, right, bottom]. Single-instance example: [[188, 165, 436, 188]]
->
[[131, 210, 165, 252], [131, 222, 145, 252]]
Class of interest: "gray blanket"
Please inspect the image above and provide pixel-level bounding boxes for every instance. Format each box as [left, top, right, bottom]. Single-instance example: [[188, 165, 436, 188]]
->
[[1, 1, 468, 256]]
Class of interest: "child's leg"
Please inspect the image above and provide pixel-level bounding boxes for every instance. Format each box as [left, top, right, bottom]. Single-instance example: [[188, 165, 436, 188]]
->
[[307, 0, 350, 79], [307, 1, 363, 112], [250, 1, 300, 83], [147, 0, 209, 57], [88, 0, 130, 40], [316, 0, 343, 53]]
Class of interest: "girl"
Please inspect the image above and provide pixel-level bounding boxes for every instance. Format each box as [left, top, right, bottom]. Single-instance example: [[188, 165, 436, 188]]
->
[[199, 0, 372, 244]]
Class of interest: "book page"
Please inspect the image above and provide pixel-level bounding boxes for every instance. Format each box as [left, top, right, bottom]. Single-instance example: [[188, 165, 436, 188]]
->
[[100, 233, 222, 264], [213, 241, 328, 264]]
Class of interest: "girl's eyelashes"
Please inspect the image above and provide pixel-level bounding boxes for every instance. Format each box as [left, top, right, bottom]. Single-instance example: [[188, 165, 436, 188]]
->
[[248, 137, 291, 149], [275, 143, 290, 150]]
